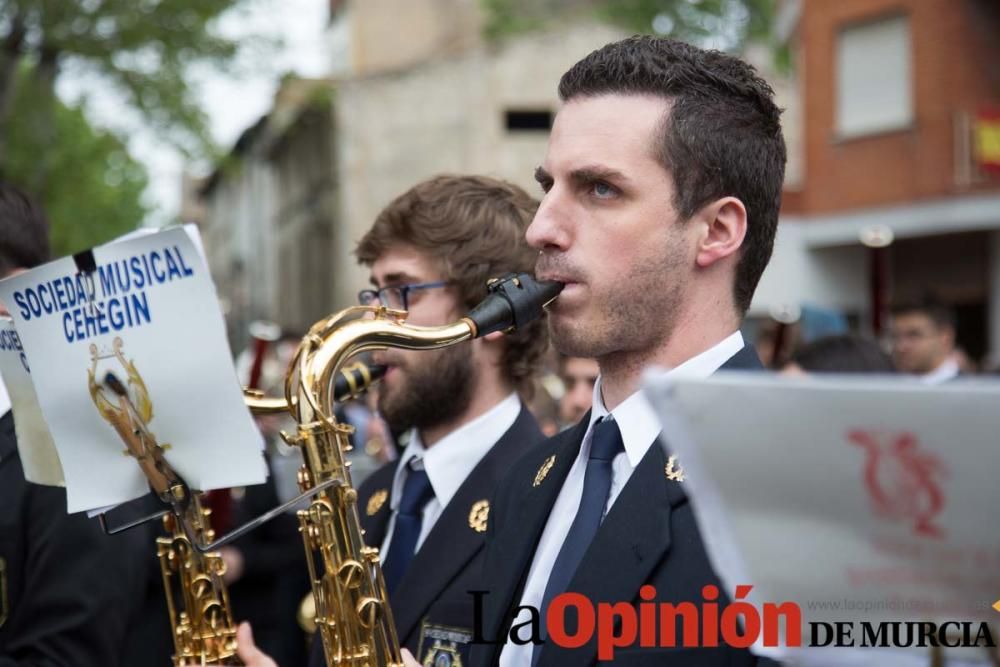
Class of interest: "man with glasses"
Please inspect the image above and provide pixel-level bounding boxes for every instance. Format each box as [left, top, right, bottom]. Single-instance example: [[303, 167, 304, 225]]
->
[[231, 174, 549, 667]]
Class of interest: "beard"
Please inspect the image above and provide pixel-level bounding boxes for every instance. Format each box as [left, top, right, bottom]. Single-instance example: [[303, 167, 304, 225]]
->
[[377, 343, 477, 435], [544, 231, 688, 361]]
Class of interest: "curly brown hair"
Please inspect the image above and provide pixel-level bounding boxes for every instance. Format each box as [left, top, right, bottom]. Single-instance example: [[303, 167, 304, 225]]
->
[[356, 174, 548, 398]]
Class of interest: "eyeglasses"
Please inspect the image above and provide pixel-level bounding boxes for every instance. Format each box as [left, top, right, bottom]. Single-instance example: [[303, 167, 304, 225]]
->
[[357, 281, 450, 310]]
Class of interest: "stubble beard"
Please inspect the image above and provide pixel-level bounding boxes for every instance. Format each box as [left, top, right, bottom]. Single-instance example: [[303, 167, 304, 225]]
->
[[377, 343, 477, 435], [549, 235, 688, 364]]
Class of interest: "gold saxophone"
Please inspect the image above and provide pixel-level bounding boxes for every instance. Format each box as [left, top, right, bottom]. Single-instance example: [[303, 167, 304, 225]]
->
[[157, 498, 240, 666], [245, 273, 561, 667], [91, 359, 240, 666]]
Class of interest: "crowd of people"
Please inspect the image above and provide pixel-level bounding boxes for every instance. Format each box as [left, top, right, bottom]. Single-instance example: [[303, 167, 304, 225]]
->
[[0, 33, 992, 667]]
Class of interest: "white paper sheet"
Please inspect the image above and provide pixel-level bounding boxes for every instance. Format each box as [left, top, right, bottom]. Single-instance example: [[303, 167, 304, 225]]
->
[[643, 372, 1000, 665], [0, 317, 64, 485], [0, 226, 266, 512]]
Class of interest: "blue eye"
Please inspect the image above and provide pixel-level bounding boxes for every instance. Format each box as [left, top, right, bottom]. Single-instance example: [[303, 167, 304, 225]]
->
[[592, 182, 616, 199]]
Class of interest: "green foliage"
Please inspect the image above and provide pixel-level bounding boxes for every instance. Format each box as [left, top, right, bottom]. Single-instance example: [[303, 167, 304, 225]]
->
[[596, 0, 775, 46], [0, 0, 254, 162], [481, 0, 551, 41], [481, 0, 779, 56], [4, 66, 148, 256]]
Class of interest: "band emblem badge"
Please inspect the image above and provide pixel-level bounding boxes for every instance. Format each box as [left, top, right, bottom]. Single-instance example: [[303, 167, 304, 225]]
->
[[533, 455, 556, 487], [86, 337, 165, 456], [468, 500, 489, 533], [367, 489, 388, 516], [665, 455, 685, 482], [419, 623, 472, 667]]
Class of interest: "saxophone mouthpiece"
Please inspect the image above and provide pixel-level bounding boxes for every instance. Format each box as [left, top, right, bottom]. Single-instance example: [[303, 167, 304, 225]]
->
[[333, 362, 387, 402], [466, 273, 564, 337]]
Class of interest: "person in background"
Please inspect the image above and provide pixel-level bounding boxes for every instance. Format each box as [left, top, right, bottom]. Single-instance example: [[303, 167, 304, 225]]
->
[[0, 181, 148, 667], [782, 334, 896, 375], [890, 301, 960, 383], [556, 354, 599, 428]]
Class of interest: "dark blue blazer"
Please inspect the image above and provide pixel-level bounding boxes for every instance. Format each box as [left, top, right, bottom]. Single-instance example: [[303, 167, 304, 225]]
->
[[0, 411, 149, 667], [470, 344, 778, 666], [309, 406, 544, 665]]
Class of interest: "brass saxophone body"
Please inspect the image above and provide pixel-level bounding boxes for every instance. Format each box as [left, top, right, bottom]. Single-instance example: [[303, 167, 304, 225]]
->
[[266, 307, 475, 667], [158, 498, 240, 666], [245, 273, 561, 667]]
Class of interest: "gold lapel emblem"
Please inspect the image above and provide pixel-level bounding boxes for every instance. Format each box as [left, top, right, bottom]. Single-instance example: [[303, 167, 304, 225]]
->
[[366, 489, 388, 516], [468, 500, 489, 533], [665, 455, 686, 482], [533, 455, 556, 487]]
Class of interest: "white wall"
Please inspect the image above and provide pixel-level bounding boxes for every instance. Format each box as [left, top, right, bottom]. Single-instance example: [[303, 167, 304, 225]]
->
[[332, 22, 628, 308], [752, 221, 869, 318]]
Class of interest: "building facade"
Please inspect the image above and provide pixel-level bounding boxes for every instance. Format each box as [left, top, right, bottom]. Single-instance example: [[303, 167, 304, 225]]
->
[[754, 0, 1000, 363], [198, 78, 337, 350]]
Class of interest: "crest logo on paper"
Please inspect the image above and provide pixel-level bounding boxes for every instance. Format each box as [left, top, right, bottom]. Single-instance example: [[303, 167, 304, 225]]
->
[[87, 337, 154, 434], [849, 430, 946, 539]]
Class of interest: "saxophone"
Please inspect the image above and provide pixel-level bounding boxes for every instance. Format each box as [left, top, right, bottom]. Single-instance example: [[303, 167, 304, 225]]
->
[[245, 273, 561, 667], [157, 498, 240, 666], [92, 366, 240, 666]]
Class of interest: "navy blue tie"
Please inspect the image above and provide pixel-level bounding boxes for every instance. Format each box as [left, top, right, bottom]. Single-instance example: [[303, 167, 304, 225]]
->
[[534, 417, 624, 665], [382, 459, 435, 595]]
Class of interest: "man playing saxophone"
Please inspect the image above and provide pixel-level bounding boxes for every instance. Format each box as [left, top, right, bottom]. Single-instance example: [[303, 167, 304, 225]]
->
[[233, 174, 550, 667]]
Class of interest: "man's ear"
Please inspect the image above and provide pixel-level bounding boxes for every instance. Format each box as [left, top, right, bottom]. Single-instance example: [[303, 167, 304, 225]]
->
[[695, 197, 747, 269]]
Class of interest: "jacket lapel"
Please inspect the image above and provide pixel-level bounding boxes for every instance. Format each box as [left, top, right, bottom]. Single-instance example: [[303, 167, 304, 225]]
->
[[537, 342, 760, 665], [483, 415, 589, 642], [390, 408, 543, 643], [720, 342, 764, 371], [538, 442, 675, 666], [359, 465, 395, 551]]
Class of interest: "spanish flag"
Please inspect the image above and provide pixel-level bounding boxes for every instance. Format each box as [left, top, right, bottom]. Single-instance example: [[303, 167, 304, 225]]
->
[[975, 107, 1000, 174]]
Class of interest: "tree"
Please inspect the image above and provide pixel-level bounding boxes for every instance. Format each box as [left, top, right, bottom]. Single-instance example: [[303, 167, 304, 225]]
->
[[595, 0, 776, 50], [482, 0, 778, 55], [4, 64, 148, 256], [0, 0, 253, 192]]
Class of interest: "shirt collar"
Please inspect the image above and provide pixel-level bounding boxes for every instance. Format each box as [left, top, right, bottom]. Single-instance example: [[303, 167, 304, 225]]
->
[[587, 330, 745, 467], [921, 357, 960, 384], [391, 393, 521, 509]]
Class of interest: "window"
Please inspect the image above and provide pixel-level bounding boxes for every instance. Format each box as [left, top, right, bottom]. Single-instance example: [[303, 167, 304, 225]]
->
[[836, 15, 912, 138], [504, 110, 552, 132]]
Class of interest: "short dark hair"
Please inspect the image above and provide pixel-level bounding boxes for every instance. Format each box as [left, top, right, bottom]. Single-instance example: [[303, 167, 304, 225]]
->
[[0, 181, 50, 274], [356, 174, 548, 397], [790, 334, 896, 374], [892, 300, 956, 331], [558, 36, 787, 314]]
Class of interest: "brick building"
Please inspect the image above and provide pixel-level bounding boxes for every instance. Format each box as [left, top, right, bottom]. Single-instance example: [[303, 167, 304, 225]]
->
[[754, 0, 1000, 363]]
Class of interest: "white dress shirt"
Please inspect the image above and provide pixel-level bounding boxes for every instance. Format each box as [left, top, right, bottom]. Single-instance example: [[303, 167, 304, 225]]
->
[[499, 332, 744, 666], [380, 392, 521, 556], [920, 357, 959, 384]]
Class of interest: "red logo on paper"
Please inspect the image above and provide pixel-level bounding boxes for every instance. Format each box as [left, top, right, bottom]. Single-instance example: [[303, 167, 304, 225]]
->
[[849, 430, 946, 539]]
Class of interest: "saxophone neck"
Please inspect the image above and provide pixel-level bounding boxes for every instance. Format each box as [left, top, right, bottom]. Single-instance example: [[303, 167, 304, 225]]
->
[[297, 311, 476, 421]]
